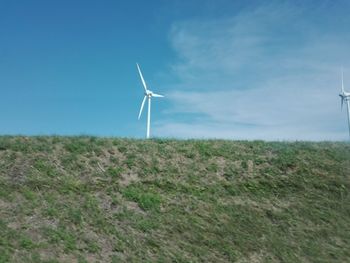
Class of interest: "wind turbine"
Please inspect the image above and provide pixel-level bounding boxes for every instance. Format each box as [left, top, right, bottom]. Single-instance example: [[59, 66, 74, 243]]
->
[[136, 63, 164, 139], [339, 68, 350, 139]]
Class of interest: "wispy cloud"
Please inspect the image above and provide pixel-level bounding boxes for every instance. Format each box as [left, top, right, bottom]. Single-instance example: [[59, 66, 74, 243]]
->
[[155, 1, 350, 140]]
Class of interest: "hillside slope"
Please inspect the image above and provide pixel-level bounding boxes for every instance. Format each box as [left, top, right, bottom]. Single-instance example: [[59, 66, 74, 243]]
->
[[0, 137, 349, 263]]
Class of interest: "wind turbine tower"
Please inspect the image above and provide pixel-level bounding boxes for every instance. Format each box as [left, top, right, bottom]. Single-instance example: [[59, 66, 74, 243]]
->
[[339, 68, 350, 140], [136, 63, 164, 139]]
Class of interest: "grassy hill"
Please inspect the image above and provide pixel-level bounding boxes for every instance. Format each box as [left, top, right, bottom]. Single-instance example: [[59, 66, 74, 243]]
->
[[0, 136, 349, 263]]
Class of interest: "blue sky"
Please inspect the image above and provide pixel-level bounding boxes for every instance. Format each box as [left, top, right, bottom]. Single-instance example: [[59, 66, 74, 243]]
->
[[1, 0, 350, 140]]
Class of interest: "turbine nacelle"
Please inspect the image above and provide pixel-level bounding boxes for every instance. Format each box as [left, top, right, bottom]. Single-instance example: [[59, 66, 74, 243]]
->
[[144, 89, 164, 98], [339, 93, 346, 99], [339, 91, 350, 97], [145, 90, 153, 97]]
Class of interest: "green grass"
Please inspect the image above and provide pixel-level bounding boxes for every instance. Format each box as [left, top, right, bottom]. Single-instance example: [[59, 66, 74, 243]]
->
[[0, 136, 349, 262]]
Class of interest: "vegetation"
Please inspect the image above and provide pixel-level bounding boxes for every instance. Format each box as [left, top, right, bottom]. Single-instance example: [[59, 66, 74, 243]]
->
[[0, 136, 349, 262]]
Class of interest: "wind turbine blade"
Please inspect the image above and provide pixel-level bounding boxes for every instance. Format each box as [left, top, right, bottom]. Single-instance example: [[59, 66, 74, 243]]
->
[[138, 96, 147, 119], [152, 93, 164, 98], [341, 97, 344, 111], [136, 63, 148, 92]]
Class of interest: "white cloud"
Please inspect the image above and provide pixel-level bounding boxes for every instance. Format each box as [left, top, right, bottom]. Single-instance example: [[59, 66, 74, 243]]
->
[[155, 2, 350, 140]]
